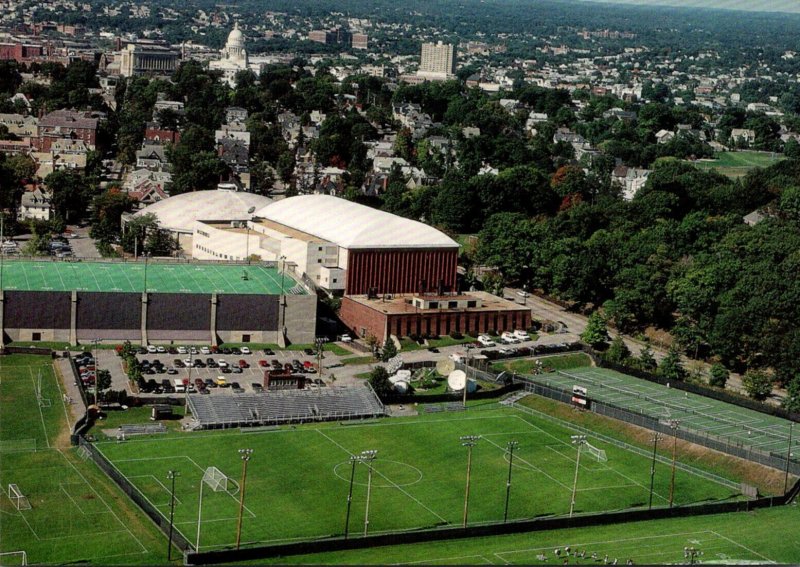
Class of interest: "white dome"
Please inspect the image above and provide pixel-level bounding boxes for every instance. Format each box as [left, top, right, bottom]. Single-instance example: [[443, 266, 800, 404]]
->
[[135, 189, 272, 234], [226, 23, 244, 48], [255, 195, 458, 250]]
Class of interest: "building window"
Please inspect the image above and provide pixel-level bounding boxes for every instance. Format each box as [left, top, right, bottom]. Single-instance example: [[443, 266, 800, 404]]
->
[[318, 259, 322, 263], [32, 332, 41, 341], [242, 334, 251, 343], [318, 246, 323, 251], [448, 301, 458, 309], [429, 301, 438, 309], [332, 278, 337, 283], [467, 301, 477, 308]]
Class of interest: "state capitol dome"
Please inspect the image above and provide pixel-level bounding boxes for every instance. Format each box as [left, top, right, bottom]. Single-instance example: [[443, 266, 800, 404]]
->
[[226, 23, 244, 50]]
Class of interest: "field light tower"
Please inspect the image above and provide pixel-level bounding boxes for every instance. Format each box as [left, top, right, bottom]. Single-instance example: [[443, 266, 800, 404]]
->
[[648, 433, 663, 510], [503, 440, 519, 523], [668, 420, 680, 508], [460, 435, 480, 527], [166, 470, 180, 561], [360, 450, 378, 536], [785, 422, 795, 495], [235, 448, 254, 550], [569, 435, 586, 518]]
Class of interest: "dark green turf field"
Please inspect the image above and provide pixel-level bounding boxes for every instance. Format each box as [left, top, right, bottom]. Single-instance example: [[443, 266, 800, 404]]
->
[[0, 260, 303, 294]]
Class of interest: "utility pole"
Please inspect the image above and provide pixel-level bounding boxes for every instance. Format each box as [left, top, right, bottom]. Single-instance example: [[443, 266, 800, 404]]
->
[[668, 420, 680, 508], [569, 435, 586, 517], [460, 435, 480, 527], [166, 470, 180, 561], [91, 338, 100, 406], [361, 450, 377, 536], [785, 422, 794, 495], [649, 433, 663, 510], [343, 453, 359, 539], [503, 440, 518, 523], [235, 448, 253, 550]]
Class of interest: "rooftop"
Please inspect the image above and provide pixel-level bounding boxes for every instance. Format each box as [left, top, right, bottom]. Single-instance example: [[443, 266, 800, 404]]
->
[[345, 290, 527, 315]]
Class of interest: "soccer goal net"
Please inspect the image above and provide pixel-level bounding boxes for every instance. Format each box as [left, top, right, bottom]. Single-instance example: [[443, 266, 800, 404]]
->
[[0, 551, 28, 566], [584, 442, 608, 463], [8, 484, 31, 510], [201, 467, 239, 494]]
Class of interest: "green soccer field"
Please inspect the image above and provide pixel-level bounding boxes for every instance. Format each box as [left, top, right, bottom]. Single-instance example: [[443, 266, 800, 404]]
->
[[535, 367, 799, 456], [0, 260, 304, 294], [0, 355, 165, 565], [692, 151, 784, 178], [96, 407, 740, 553]]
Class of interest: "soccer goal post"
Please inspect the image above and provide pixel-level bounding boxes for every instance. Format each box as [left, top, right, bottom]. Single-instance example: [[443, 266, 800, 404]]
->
[[0, 551, 28, 566], [584, 442, 608, 463], [202, 467, 230, 493], [8, 484, 31, 510]]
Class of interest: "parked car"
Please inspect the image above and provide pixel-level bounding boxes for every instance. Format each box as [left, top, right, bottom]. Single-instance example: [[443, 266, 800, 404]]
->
[[251, 382, 263, 392], [238, 359, 249, 368], [177, 346, 188, 354], [146, 345, 158, 353], [240, 347, 251, 355], [204, 378, 217, 389], [303, 348, 315, 356], [231, 382, 244, 393], [200, 346, 211, 355], [215, 376, 228, 387], [258, 359, 269, 367]]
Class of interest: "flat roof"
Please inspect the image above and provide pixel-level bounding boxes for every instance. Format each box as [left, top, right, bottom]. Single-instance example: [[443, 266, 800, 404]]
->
[[0, 260, 305, 295], [345, 291, 527, 315]]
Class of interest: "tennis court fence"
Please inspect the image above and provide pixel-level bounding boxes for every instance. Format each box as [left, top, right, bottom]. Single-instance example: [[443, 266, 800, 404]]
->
[[513, 375, 800, 479]]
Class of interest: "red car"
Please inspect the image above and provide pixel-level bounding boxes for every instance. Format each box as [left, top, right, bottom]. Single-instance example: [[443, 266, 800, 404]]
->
[[239, 359, 249, 369], [258, 359, 269, 367]]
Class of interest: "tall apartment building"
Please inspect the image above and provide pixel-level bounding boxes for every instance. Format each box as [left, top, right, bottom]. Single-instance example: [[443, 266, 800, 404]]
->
[[119, 44, 179, 77], [418, 41, 456, 79]]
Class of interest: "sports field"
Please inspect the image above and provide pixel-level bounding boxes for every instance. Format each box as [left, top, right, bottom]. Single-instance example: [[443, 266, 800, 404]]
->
[[0, 355, 164, 565], [535, 367, 798, 456], [692, 151, 784, 179], [0, 260, 303, 294], [96, 407, 740, 552], [256, 506, 800, 564]]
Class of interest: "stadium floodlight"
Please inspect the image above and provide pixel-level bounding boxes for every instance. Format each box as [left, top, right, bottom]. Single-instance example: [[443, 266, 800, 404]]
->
[[569, 435, 587, 518], [460, 435, 480, 527], [668, 420, 680, 508], [648, 433, 664, 510], [785, 422, 795, 495], [343, 453, 359, 539], [91, 338, 101, 406], [503, 440, 519, 523], [360, 450, 378, 537], [684, 546, 703, 565], [166, 470, 180, 561], [236, 449, 254, 550]]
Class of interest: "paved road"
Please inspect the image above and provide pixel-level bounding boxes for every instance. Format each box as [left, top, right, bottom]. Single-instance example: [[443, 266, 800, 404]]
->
[[66, 224, 101, 259]]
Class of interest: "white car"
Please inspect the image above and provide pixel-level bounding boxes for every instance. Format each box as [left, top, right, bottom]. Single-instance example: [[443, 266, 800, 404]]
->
[[200, 346, 211, 355], [217, 359, 228, 368], [189, 347, 199, 355], [146, 345, 157, 354], [477, 335, 496, 347], [177, 346, 187, 354], [240, 347, 251, 355], [501, 332, 520, 344], [340, 334, 352, 343], [513, 330, 530, 341], [156, 346, 166, 353]]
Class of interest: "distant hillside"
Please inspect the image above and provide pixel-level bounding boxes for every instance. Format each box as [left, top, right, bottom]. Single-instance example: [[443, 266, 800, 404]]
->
[[574, 0, 800, 15]]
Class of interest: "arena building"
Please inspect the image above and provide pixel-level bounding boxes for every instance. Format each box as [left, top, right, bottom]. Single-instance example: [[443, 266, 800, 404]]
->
[[191, 194, 459, 295]]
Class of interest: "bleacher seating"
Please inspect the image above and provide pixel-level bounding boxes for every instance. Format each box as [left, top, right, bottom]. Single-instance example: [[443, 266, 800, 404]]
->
[[119, 423, 167, 436], [187, 385, 385, 429]]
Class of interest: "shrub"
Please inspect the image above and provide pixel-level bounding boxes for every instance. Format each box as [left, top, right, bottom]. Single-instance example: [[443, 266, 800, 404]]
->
[[449, 331, 463, 340], [709, 363, 729, 388]]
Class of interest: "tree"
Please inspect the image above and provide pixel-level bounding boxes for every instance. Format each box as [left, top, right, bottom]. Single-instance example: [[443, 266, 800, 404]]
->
[[581, 312, 610, 349], [367, 366, 393, 398], [90, 188, 135, 244], [45, 169, 90, 222], [742, 369, 773, 401], [783, 377, 800, 414], [604, 336, 631, 365], [709, 363, 730, 388], [658, 346, 687, 382], [381, 339, 398, 362], [96, 369, 112, 393], [638, 346, 658, 372]]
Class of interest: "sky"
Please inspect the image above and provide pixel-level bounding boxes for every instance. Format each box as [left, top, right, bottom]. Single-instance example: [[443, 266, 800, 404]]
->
[[576, 0, 800, 14]]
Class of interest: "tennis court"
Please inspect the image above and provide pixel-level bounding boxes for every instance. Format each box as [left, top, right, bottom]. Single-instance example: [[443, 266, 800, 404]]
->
[[0, 260, 304, 295], [536, 367, 797, 456]]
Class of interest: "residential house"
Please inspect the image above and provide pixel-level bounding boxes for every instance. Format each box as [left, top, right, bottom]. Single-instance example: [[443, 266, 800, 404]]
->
[[37, 109, 104, 152], [612, 165, 651, 200], [135, 142, 169, 170], [18, 187, 52, 221]]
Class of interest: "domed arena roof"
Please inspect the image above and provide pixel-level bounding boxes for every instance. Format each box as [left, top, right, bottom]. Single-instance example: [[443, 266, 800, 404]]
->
[[135, 188, 271, 234], [226, 22, 244, 48], [255, 195, 458, 250]]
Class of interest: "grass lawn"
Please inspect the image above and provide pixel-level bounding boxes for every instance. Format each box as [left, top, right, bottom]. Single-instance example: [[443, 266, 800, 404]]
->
[[253, 505, 800, 564], [492, 353, 593, 374], [97, 406, 739, 552], [692, 151, 784, 179], [0, 355, 167, 565], [341, 355, 378, 366]]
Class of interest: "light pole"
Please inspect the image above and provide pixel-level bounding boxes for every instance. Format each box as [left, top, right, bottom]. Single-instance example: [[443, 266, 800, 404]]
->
[[343, 453, 359, 539], [195, 471, 204, 551], [185, 350, 193, 416], [315, 337, 327, 378], [91, 338, 100, 406], [166, 470, 180, 561], [503, 440, 518, 523], [685, 546, 703, 565], [649, 433, 663, 510], [360, 450, 378, 537], [668, 420, 680, 508], [569, 435, 586, 518], [235, 448, 254, 550], [279, 255, 287, 338], [460, 435, 480, 527], [785, 422, 794, 495]]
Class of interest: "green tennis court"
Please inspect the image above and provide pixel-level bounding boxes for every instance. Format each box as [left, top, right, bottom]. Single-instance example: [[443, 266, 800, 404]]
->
[[535, 367, 797, 455], [0, 260, 304, 295]]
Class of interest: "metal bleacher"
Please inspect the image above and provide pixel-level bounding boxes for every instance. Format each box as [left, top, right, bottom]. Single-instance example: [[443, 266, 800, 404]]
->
[[186, 384, 386, 429]]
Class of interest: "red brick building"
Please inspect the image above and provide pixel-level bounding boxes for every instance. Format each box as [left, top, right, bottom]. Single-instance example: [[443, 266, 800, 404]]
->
[[37, 110, 103, 152], [0, 41, 43, 62], [340, 291, 531, 342]]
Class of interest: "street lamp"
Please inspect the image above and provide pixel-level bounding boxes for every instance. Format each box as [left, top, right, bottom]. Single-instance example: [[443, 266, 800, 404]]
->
[[166, 470, 180, 561], [569, 435, 586, 517], [668, 420, 680, 508], [91, 338, 101, 406], [460, 435, 480, 527], [279, 255, 287, 339], [503, 440, 519, 523], [343, 453, 359, 539], [315, 337, 328, 378], [235, 448, 254, 550], [360, 450, 378, 536], [649, 433, 663, 510]]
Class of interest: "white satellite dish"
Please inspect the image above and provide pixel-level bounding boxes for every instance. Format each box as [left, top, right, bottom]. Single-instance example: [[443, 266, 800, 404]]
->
[[447, 370, 467, 391], [436, 359, 455, 376]]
